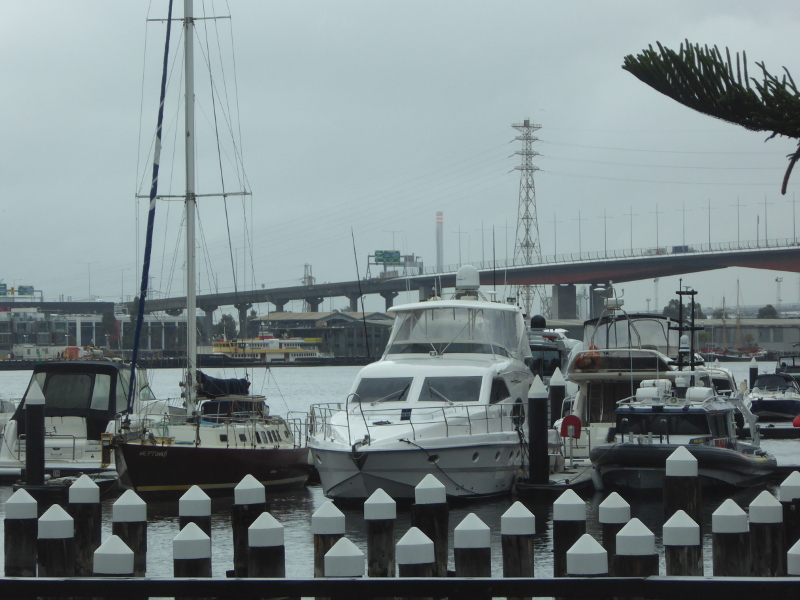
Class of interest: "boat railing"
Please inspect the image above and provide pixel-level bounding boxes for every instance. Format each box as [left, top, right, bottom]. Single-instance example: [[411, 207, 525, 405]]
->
[[309, 402, 524, 443]]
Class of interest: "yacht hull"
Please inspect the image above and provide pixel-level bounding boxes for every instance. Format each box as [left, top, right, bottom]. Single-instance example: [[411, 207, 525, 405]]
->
[[311, 439, 524, 500], [590, 443, 776, 490], [115, 442, 311, 497], [749, 397, 800, 420]]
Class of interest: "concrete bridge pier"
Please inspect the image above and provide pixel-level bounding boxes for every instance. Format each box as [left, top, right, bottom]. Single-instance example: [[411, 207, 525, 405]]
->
[[235, 303, 253, 338], [197, 305, 218, 342], [305, 297, 324, 312], [380, 291, 399, 311], [551, 284, 577, 319], [418, 283, 435, 302], [346, 294, 362, 313], [589, 283, 611, 319], [272, 300, 286, 312]]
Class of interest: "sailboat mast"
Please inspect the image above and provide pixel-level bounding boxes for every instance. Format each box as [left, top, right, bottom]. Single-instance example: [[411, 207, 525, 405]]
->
[[184, 0, 197, 415]]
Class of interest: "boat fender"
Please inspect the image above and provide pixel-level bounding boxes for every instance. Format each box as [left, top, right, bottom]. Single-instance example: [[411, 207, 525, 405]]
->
[[511, 399, 525, 428]]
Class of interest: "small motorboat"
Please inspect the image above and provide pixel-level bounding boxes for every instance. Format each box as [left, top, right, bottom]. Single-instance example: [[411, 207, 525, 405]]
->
[[747, 372, 800, 420]]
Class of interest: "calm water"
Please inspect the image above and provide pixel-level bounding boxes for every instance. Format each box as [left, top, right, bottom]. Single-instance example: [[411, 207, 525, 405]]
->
[[0, 362, 794, 578]]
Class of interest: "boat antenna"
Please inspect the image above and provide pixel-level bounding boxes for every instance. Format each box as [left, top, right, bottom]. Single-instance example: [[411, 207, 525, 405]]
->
[[127, 0, 175, 412], [351, 227, 370, 359]]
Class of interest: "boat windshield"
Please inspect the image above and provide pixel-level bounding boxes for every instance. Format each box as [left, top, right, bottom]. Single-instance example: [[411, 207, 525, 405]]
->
[[615, 412, 709, 436], [753, 374, 795, 392], [419, 376, 482, 403], [351, 377, 413, 403], [27, 372, 120, 413], [386, 307, 529, 359], [586, 316, 677, 355]]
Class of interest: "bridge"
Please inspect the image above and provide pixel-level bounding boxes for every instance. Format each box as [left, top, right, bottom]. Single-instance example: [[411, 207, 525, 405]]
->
[[131, 237, 800, 330]]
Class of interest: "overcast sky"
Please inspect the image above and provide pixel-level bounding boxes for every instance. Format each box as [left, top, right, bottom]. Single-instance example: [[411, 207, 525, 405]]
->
[[2, 1, 799, 319]]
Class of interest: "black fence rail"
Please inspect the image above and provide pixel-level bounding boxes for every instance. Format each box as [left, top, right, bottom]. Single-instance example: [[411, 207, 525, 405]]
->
[[1, 575, 800, 599]]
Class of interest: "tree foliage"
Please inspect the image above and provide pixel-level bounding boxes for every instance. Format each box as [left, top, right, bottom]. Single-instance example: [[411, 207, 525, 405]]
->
[[213, 313, 238, 340], [662, 299, 706, 321], [758, 304, 779, 319], [622, 40, 800, 193]]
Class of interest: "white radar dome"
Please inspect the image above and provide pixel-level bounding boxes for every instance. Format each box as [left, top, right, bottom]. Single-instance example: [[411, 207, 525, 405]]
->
[[455, 265, 480, 291]]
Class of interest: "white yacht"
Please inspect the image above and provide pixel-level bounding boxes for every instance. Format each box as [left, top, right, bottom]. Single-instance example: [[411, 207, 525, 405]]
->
[[308, 266, 534, 500]]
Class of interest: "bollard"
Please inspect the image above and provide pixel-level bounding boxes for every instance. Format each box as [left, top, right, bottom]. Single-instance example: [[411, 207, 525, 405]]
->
[[750, 490, 785, 576], [313, 501, 345, 579], [248, 512, 285, 578], [663, 446, 701, 528], [789, 538, 800, 576], [4, 488, 38, 577], [527, 376, 550, 484], [24, 381, 45, 486], [364, 488, 396, 578], [598, 492, 629, 575], [179, 485, 212, 537], [232, 474, 267, 577], [501, 501, 536, 596], [67, 474, 102, 576], [324, 537, 364, 600], [173, 521, 212, 576], [614, 518, 658, 577], [411, 474, 449, 577], [749, 357, 758, 389], [663, 510, 702, 576], [712, 498, 750, 576], [566, 533, 608, 577], [37, 504, 75, 577], [779, 471, 800, 556], [549, 368, 566, 426], [552, 489, 587, 577], [397, 527, 434, 600], [93, 534, 134, 577], [111, 489, 147, 576]]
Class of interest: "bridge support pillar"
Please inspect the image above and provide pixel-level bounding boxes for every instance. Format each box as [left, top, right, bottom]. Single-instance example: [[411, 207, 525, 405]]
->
[[346, 294, 362, 313], [272, 300, 286, 312], [235, 303, 253, 338], [305, 298, 324, 312], [551, 284, 577, 319], [197, 305, 218, 343], [418, 283, 435, 302], [380, 291, 399, 311], [589, 284, 610, 319]]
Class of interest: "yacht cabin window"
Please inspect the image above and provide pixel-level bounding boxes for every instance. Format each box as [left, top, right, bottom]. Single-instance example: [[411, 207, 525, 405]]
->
[[90, 374, 112, 410], [489, 378, 511, 404], [419, 376, 482, 403], [351, 377, 413, 403]]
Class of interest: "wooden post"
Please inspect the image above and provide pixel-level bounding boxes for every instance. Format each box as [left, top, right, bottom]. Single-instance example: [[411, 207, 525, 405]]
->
[[4, 488, 38, 577], [24, 381, 45, 486], [712, 499, 750, 576], [37, 504, 75, 577], [788, 539, 800, 575], [749, 357, 759, 389], [397, 527, 434, 600], [614, 518, 658, 577], [411, 474, 449, 577], [313, 500, 345, 580], [598, 492, 629, 575], [173, 522, 212, 577], [232, 474, 267, 577], [779, 471, 800, 557], [111, 489, 147, 577], [553, 489, 586, 577], [67, 474, 102, 577], [454, 513, 491, 600], [179, 485, 212, 537], [93, 534, 134, 576], [750, 490, 785, 576], [324, 538, 364, 600], [663, 510, 702, 576], [549, 368, 566, 426], [566, 533, 608, 577], [528, 376, 550, 484], [664, 447, 701, 528], [501, 501, 536, 594], [248, 512, 285, 578], [364, 488, 396, 578]]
